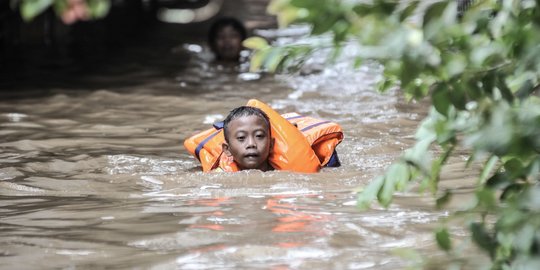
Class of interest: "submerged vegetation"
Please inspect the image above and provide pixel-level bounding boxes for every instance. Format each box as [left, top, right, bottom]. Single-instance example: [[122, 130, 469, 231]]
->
[[244, 0, 540, 268]]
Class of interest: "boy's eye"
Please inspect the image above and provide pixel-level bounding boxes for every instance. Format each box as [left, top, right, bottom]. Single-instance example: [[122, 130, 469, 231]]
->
[[236, 136, 245, 141]]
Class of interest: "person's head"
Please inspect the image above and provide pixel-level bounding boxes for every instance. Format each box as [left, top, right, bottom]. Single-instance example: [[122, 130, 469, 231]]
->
[[208, 17, 247, 62], [222, 106, 273, 171]]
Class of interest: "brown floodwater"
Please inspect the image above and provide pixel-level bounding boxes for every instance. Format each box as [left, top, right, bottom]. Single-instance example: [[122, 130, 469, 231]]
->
[[0, 26, 486, 269]]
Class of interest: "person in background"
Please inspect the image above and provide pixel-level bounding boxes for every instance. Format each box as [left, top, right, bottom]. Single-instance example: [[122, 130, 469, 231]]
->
[[207, 17, 247, 62]]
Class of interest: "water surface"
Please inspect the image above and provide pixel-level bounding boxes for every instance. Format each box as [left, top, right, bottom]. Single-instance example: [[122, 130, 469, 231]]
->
[[0, 27, 484, 269]]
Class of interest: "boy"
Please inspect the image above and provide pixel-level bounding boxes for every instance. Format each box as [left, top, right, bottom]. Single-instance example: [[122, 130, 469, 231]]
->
[[221, 106, 274, 171], [184, 99, 341, 172], [208, 17, 247, 62]]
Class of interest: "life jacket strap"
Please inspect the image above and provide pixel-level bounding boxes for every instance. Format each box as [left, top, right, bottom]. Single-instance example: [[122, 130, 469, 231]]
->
[[300, 121, 331, 132], [195, 129, 221, 161]]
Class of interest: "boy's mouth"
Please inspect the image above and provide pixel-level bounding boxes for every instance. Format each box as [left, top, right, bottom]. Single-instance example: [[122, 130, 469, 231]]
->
[[244, 153, 259, 159]]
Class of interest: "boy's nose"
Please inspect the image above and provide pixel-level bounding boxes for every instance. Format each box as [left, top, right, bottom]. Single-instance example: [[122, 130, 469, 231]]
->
[[246, 136, 256, 148]]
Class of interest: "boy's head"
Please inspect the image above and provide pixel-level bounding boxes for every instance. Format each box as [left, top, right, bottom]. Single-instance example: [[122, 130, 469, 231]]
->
[[222, 106, 273, 171], [208, 17, 247, 62]]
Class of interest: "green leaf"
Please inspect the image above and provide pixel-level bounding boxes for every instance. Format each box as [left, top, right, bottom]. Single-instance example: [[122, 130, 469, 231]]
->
[[378, 174, 395, 207], [20, 0, 53, 21], [376, 77, 397, 93], [357, 176, 385, 210], [415, 113, 437, 141], [311, 15, 338, 35], [263, 47, 285, 72], [503, 158, 525, 179], [512, 259, 540, 270], [520, 186, 540, 212], [408, 76, 432, 99], [514, 225, 535, 253], [444, 54, 467, 79], [243, 37, 270, 50], [351, 4, 370, 17], [500, 183, 526, 201], [441, 1, 458, 26], [399, 1, 419, 22], [87, 0, 110, 19], [465, 79, 483, 100], [434, 122, 454, 146], [392, 162, 410, 191], [449, 82, 467, 110], [378, 163, 409, 207], [267, 0, 290, 15], [436, 190, 452, 209], [480, 156, 499, 185], [523, 157, 540, 178], [516, 79, 536, 100], [470, 222, 495, 257], [400, 54, 421, 90], [275, 6, 302, 27], [427, 145, 454, 194], [435, 227, 452, 251], [481, 71, 496, 95], [403, 138, 433, 175], [432, 83, 451, 117], [376, 1, 398, 15], [476, 188, 497, 209], [249, 48, 270, 72], [423, 1, 448, 28], [496, 76, 514, 103], [486, 172, 510, 190], [465, 152, 476, 168]]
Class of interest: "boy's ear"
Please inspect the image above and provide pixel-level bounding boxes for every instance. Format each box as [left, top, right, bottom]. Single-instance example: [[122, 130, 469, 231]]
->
[[270, 138, 275, 153], [222, 142, 232, 157]]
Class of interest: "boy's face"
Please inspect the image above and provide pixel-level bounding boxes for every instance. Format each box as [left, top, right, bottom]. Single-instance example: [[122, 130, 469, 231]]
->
[[223, 115, 273, 171], [215, 25, 243, 61]]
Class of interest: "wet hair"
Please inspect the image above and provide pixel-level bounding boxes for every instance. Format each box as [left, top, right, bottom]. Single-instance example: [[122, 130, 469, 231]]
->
[[207, 17, 247, 56], [223, 106, 271, 142]]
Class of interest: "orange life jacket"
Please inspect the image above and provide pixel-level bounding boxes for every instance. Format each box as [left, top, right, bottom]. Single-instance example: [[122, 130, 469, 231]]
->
[[183, 99, 343, 173]]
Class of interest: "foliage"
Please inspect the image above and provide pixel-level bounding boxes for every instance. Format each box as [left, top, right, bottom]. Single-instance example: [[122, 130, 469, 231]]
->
[[242, 36, 316, 73], [10, 0, 110, 23], [244, 0, 540, 268]]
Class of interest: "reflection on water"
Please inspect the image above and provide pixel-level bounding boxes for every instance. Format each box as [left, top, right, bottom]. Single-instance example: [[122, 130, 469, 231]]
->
[[0, 27, 485, 269]]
